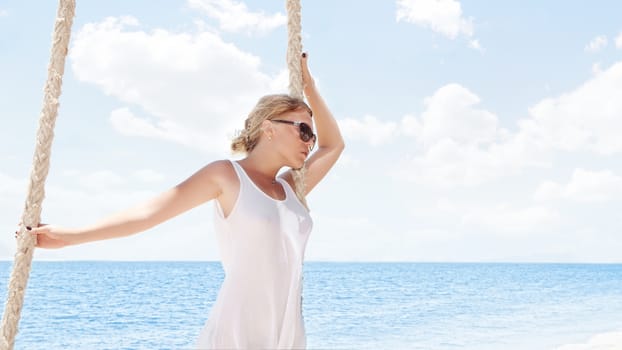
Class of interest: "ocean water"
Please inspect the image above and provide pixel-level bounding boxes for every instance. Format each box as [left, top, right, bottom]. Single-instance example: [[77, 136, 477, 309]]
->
[[0, 262, 621, 350]]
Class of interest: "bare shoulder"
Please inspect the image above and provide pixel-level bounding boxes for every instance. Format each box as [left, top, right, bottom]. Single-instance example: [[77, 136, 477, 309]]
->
[[190, 159, 237, 186], [200, 160, 239, 215], [201, 159, 235, 177], [177, 159, 234, 192], [176, 160, 239, 203]]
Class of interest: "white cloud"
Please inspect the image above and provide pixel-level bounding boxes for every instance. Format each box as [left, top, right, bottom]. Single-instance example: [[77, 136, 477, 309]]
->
[[534, 168, 622, 202], [0, 173, 25, 196], [269, 69, 290, 92], [410, 196, 560, 237], [461, 204, 560, 235], [71, 16, 286, 154], [77, 170, 126, 192], [109, 108, 166, 138], [533, 181, 563, 202], [338, 113, 427, 146], [109, 108, 228, 153], [584, 35, 608, 52], [399, 60, 622, 187], [308, 214, 422, 261], [187, 0, 286, 35], [413, 83, 501, 147], [394, 60, 622, 187], [333, 153, 361, 169], [399, 114, 421, 137], [0, 173, 25, 260], [132, 169, 166, 183], [338, 115, 398, 146], [468, 39, 483, 51], [616, 32, 622, 49], [396, 0, 474, 39], [396, 136, 549, 187], [397, 140, 497, 187], [526, 61, 622, 155], [392, 84, 547, 187]]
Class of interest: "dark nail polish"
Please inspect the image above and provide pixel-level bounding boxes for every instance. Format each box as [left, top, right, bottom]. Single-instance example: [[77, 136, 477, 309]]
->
[[26, 226, 32, 230], [302, 52, 306, 58]]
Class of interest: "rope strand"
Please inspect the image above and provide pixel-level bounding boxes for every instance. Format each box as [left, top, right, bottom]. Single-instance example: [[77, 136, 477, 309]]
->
[[285, 0, 309, 209], [0, 1, 75, 348], [286, 0, 303, 99]]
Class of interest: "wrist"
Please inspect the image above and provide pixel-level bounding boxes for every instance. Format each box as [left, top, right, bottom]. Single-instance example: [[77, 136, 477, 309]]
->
[[65, 228, 88, 246], [303, 82, 317, 95]]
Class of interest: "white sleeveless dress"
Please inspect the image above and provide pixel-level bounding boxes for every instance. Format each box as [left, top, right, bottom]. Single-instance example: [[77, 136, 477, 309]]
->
[[196, 160, 313, 349]]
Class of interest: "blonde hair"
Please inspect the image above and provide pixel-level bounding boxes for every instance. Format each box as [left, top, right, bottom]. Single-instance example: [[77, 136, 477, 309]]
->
[[231, 94, 312, 209]]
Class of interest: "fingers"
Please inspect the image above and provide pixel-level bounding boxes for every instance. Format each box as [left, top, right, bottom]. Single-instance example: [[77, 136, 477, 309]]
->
[[301, 52, 310, 72], [14, 227, 37, 246], [14, 224, 32, 238], [14, 223, 46, 238], [300, 52, 315, 90]]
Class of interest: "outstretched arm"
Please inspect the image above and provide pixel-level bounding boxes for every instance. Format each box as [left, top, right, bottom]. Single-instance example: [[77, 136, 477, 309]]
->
[[30, 160, 229, 248], [285, 52, 345, 194]]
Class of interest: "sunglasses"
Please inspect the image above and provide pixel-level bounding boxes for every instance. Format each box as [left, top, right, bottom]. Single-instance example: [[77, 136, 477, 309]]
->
[[270, 119, 317, 150]]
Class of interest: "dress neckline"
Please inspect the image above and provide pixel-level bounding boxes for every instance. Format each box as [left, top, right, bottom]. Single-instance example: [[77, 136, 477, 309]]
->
[[233, 161, 287, 202]]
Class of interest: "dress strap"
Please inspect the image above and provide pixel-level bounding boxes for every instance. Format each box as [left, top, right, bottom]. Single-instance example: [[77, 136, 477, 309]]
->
[[276, 177, 296, 198], [229, 160, 247, 188]]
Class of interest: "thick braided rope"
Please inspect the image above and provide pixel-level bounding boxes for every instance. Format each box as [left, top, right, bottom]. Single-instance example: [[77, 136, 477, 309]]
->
[[286, 0, 303, 100], [285, 0, 309, 209], [0, 0, 75, 348]]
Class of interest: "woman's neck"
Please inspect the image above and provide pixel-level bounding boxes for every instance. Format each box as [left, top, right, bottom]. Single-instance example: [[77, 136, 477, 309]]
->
[[238, 152, 282, 181]]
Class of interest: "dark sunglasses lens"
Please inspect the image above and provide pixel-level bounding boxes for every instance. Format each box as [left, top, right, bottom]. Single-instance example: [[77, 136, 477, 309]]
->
[[299, 123, 313, 142]]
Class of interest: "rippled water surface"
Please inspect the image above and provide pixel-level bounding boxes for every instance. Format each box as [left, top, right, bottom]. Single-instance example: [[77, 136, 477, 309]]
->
[[0, 262, 621, 349]]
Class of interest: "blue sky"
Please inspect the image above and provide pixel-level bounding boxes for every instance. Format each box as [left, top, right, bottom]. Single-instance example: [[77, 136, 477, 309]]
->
[[1, 0, 621, 262]]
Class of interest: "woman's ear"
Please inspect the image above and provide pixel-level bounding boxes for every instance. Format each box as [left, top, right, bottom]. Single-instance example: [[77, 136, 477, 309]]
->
[[261, 119, 274, 140]]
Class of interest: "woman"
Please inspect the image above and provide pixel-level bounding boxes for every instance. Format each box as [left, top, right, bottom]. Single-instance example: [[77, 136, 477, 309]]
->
[[26, 52, 344, 349]]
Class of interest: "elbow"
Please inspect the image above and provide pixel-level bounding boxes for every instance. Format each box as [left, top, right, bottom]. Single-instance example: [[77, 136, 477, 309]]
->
[[329, 139, 345, 160], [318, 137, 345, 154], [337, 139, 345, 154], [336, 137, 345, 154], [322, 139, 344, 156]]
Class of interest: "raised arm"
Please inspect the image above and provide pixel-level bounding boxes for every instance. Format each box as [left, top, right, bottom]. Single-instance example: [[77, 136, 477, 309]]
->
[[285, 53, 345, 194], [30, 160, 230, 248]]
